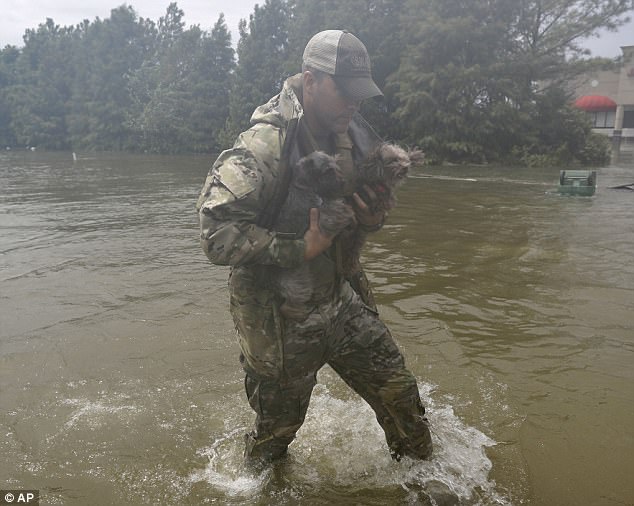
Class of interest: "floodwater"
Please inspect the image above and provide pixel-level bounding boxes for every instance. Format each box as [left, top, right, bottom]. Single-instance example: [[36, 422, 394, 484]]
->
[[1, 151, 632, 506]]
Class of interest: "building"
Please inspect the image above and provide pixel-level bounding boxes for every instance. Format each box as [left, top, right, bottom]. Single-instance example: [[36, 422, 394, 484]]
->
[[571, 45, 634, 165]]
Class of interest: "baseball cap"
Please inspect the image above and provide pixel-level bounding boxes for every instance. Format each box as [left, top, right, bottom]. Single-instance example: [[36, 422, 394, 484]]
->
[[302, 30, 383, 102]]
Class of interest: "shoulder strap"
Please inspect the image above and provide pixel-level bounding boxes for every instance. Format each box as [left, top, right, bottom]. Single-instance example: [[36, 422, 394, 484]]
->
[[348, 112, 383, 163], [256, 117, 299, 229]]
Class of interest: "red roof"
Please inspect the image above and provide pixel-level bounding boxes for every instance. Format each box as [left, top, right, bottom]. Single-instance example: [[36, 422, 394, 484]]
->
[[573, 95, 617, 111]]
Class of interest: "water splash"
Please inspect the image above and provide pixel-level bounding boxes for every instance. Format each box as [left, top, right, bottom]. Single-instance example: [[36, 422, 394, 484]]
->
[[189, 427, 270, 498], [61, 397, 139, 430], [190, 380, 510, 504]]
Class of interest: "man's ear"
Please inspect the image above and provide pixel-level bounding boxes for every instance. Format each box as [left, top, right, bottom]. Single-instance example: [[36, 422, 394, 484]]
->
[[302, 70, 317, 96]]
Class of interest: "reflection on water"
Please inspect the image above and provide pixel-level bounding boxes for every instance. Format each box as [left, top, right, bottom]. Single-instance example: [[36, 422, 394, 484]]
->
[[1, 152, 632, 505]]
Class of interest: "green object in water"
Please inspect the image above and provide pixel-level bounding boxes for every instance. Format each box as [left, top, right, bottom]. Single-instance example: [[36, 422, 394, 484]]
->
[[558, 170, 597, 196]]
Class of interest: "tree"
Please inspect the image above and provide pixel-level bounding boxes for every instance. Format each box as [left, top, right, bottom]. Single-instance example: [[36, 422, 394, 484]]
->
[[222, 0, 290, 144], [157, 1, 185, 49], [0, 0, 629, 162], [513, 87, 610, 167], [0, 45, 19, 147], [127, 7, 235, 153], [393, 0, 520, 162], [6, 19, 76, 149], [67, 6, 153, 150], [509, 0, 633, 90], [127, 9, 203, 154], [189, 14, 235, 152], [393, 0, 633, 163]]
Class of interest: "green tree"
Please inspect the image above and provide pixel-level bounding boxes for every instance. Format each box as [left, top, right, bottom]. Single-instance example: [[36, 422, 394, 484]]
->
[[128, 7, 235, 153], [393, 0, 517, 162], [393, 0, 633, 163], [0, 45, 19, 147], [6, 19, 76, 149], [68, 5, 153, 150], [131, 27, 204, 153], [0, 0, 629, 161], [127, 3, 200, 153], [189, 14, 235, 152], [509, 0, 633, 91], [157, 1, 185, 49], [513, 87, 610, 167], [222, 0, 290, 145]]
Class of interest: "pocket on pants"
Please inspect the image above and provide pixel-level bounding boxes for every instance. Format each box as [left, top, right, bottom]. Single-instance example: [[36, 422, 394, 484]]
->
[[230, 268, 284, 379]]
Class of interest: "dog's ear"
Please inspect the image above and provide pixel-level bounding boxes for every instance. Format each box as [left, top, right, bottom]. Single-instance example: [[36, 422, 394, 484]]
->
[[314, 152, 341, 182], [296, 154, 316, 184], [299, 151, 330, 179], [407, 148, 425, 166], [315, 152, 338, 172]]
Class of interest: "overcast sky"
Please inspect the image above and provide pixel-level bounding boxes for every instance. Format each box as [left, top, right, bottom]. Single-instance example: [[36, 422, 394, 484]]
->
[[1, 0, 633, 58]]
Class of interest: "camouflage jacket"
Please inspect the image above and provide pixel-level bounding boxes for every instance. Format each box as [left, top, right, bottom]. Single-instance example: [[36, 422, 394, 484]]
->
[[197, 74, 381, 289]]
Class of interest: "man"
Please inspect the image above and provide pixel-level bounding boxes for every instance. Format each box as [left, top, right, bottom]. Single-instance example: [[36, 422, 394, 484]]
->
[[197, 29, 432, 463]]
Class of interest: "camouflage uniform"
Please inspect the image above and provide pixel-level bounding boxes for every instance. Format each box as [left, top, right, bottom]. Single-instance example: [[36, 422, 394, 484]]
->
[[197, 75, 432, 461]]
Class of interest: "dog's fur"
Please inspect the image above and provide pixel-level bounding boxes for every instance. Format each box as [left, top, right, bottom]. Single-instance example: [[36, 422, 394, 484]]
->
[[274, 151, 355, 319], [273, 144, 423, 319], [339, 143, 423, 277], [274, 151, 354, 238]]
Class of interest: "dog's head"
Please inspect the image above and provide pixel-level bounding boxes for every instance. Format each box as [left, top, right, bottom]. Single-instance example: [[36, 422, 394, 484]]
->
[[358, 143, 424, 210], [364, 143, 424, 186], [295, 151, 342, 198]]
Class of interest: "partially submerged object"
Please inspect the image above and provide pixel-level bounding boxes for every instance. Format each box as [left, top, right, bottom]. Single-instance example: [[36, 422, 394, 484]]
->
[[558, 170, 597, 196], [610, 183, 634, 191]]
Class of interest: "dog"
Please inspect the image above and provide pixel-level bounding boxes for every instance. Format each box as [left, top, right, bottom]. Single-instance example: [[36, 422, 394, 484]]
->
[[273, 151, 355, 319], [339, 142, 424, 277], [273, 144, 423, 319], [274, 150, 354, 238]]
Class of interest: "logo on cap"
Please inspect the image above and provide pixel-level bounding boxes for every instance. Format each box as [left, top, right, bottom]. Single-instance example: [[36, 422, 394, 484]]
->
[[350, 55, 369, 69]]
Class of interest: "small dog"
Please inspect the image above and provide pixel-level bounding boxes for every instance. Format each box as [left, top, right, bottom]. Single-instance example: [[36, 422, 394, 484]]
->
[[340, 143, 424, 277], [274, 151, 354, 238], [274, 151, 355, 319], [273, 144, 423, 319]]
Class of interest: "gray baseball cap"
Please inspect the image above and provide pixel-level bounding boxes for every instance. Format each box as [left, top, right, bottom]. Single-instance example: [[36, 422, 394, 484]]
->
[[302, 30, 383, 102]]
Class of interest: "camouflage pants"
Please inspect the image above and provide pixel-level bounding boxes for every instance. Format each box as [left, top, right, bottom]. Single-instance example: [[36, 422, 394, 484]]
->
[[231, 278, 432, 462]]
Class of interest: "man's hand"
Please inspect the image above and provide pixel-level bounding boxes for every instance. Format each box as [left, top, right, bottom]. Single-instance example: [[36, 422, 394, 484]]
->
[[352, 184, 386, 229], [303, 208, 334, 260]]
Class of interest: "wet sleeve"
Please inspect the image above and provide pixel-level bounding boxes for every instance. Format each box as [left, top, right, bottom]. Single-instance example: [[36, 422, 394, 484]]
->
[[197, 130, 305, 269]]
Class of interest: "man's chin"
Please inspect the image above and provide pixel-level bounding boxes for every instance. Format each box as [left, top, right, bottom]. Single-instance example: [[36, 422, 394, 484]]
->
[[333, 120, 352, 134]]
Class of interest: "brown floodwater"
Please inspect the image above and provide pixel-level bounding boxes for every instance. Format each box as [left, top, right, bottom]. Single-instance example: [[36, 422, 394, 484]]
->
[[1, 151, 632, 505]]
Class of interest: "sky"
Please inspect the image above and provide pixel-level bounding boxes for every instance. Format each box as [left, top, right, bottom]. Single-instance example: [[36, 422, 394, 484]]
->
[[1, 0, 256, 47], [1, 0, 633, 57]]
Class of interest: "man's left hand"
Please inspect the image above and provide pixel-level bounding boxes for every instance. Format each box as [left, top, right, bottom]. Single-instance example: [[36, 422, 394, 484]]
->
[[352, 184, 385, 229]]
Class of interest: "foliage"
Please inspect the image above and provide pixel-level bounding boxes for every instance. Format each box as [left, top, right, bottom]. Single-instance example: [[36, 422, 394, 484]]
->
[[0, 0, 631, 164], [126, 6, 234, 153], [0, 3, 234, 153], [578, 132, 611, 166], [221, 0, 290, 144], [393, 0, 519, 162], [392, 0, 632, 164], [508, 87, 611, 167], [5, 19, 76, 149], [0, 45, 20, 147], [66, 6, 154, 151]]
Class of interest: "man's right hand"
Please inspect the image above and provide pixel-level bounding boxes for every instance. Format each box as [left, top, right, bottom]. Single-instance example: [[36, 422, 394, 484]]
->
[[303, 208, 333, 260]]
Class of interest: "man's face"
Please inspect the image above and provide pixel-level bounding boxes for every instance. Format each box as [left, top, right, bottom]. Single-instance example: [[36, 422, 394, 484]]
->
[[305, 72, 361, 135]]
